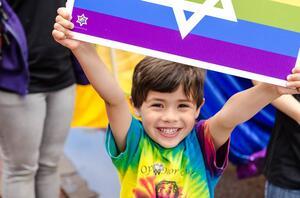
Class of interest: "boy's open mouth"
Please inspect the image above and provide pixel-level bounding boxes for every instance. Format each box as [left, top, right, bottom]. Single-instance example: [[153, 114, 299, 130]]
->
[[157, 127, 181, 137]]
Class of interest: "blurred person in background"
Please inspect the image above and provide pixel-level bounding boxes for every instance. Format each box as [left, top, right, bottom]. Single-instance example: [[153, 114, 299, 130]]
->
[[264, 94, 300, 198], [0, 0, 77, 197]]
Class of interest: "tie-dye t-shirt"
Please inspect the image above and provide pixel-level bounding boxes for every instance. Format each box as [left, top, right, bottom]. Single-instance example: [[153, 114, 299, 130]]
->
[[106, 117, 229, 198]]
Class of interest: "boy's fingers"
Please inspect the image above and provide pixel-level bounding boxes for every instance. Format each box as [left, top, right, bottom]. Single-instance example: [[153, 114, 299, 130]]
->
[[287, 73, 300, 81], [55, 15, 74, 29], [52, 29, 74, 49], [53, 23, 64, 32], [286, 81, 300, 89], [53, 23, 73, 37], [52, 29, 66, 40], [57, 7, 71, 20], [292, 67, 300, 74]]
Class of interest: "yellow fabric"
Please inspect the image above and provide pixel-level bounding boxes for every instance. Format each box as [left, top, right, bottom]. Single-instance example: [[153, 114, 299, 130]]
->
[[71, 46, 144, 128]]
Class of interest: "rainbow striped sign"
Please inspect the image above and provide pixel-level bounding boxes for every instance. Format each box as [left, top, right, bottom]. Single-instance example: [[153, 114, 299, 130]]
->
[[67, 0, 300, 86]]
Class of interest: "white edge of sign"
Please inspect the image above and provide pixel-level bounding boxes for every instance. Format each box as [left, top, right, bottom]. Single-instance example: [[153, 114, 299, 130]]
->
[[296, 48, 300, 68], [66, 0, 75, 14]]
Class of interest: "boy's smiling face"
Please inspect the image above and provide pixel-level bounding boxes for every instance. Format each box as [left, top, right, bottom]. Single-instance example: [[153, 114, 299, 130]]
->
[[135, 85, 202, 148]]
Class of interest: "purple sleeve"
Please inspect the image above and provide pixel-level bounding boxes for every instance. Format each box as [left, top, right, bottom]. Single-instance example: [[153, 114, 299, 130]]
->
[[196, 120, 230, 177]]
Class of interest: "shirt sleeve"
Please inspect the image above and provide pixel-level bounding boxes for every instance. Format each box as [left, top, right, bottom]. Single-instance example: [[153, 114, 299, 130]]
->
[[196, 120, 230, 177], [105, 116, 143, 171]]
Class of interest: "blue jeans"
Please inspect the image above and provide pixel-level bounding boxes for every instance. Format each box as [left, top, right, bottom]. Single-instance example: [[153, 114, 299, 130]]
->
[[265, 181, 300, 198]]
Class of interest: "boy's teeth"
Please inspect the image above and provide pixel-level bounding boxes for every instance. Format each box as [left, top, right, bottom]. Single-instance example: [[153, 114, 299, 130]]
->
[[160, 128, 178, 134]]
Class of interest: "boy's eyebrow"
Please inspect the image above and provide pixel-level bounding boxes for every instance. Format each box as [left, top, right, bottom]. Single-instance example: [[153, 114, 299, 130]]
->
[[147, 98, 165, 102], [178, 99, 193, 103], [147, 98, 192, 103]]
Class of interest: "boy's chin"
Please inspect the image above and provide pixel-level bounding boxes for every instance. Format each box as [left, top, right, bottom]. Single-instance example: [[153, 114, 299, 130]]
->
[[158, 141, 180, 149]]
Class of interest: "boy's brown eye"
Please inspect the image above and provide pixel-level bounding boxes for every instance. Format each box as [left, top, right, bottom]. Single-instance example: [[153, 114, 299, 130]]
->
[[151, 103, 163, 108], [178, 104, 189, 108]]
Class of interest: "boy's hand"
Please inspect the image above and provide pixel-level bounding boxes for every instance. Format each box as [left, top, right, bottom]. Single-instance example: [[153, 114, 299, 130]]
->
[[52, 7, 82, 50], [277, 67, 300, 95], [287, 67, 300, 91]]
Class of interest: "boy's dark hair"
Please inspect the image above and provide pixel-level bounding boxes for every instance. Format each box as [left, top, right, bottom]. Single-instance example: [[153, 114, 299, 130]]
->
[[131, 57, 206, 108]]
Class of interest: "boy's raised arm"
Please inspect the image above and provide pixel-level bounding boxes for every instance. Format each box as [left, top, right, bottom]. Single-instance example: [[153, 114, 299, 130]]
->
[[208, 68, 300, 150], [253, 80, 300, 124], [271, 95, 300, 124], [52, 8, 131, 152]]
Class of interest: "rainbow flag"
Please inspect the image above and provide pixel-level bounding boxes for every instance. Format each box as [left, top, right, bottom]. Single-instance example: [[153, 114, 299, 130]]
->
[[68, 0, 300, 86]]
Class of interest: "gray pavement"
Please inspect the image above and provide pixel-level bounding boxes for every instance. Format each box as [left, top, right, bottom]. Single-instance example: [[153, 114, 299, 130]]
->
[[64, 128, 120, 198]]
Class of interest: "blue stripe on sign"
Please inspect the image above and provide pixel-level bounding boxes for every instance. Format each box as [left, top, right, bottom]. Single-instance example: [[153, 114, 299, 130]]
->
[[74, 0, 300, 57]]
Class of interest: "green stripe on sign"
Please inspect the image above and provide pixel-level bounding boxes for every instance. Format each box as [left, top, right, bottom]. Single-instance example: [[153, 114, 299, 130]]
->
[[188, 0, 300, 33]]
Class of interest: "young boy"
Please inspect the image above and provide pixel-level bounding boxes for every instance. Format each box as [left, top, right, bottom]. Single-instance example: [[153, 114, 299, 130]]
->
[[53, 8, 300, 198]]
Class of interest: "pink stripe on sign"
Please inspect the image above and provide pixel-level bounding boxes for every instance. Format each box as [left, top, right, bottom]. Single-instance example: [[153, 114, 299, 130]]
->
[[72, 7, 296, 80]]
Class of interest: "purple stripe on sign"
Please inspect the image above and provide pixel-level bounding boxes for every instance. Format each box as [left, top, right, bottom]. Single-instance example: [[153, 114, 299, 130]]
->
[[72, 7, 296, 80]]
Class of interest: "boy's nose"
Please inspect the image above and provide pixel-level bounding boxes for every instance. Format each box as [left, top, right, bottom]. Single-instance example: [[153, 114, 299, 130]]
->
[[161, 109, 178, 122]]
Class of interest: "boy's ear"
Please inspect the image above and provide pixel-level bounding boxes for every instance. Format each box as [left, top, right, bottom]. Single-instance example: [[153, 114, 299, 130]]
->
[[129, 96, 134, 107], [195, 98, 205, 119], [130, 97, 141, 117], [134, 107, 141, 117], [200, 98, 205, 108]]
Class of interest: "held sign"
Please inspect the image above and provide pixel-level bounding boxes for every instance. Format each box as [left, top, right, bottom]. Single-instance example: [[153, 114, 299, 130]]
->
[[67, 0, 300, 86]]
